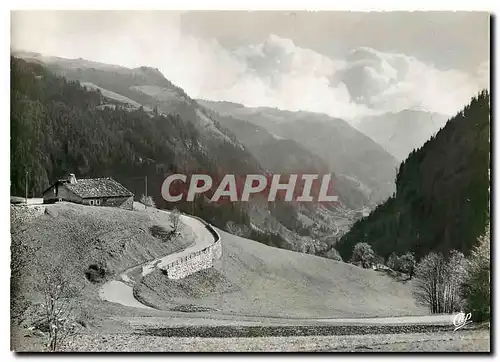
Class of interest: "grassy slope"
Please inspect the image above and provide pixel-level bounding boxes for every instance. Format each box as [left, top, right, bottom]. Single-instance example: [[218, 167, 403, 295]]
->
[[12, 201, 426, 320], [11, 202, 194, 301], [136, 228, 426, 318]]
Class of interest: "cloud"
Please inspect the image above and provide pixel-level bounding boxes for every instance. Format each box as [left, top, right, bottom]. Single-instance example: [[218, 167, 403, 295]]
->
[[196, 35, 488, 120], [197, 35, 367, 119], [12, 12, 488, 121], [337, 47, 488, 116]]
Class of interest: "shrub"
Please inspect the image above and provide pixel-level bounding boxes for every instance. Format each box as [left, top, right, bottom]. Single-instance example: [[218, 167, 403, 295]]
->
[[225, 221, 250, 238], [84, 264, 108, 283], [323, 247, 343, 261], [149, 224, 175, 242], [386, 252, 400, 271], [373, 255, 385, 268], [35, 265, 81, 351], [140, 195, 156, 208], [350, 242, 375, 269], [75, 307, 95, 329], [399, 252, 416, 279]]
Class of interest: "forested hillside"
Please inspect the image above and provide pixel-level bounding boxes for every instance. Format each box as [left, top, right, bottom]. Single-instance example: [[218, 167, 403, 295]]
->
[[200, 105, 369, 209], [10, 57, 257, 232], [199, 99, 399, 205], [9, 57, 326, 254], [337, 91, 490, 261], [11, 57, 204, 195]]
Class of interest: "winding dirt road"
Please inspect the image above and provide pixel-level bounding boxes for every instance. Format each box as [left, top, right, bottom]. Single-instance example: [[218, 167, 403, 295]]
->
[[99, 205, 215, 309], [98, 205, 455, 328]]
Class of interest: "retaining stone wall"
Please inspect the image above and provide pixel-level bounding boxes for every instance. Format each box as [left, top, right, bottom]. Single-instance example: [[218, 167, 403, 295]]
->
[[163, 217, 222, 280]]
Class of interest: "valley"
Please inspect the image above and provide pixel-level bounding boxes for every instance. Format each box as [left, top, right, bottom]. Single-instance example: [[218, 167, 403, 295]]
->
[[9, 51, 490, 353]]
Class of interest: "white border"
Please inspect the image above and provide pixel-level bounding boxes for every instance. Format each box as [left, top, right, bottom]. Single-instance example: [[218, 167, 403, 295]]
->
[[5, 2, 497, 11], [2, 2, 497, 361]]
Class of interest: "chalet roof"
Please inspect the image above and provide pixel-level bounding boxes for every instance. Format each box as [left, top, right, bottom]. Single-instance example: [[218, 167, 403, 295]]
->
[[66, 178, 133, 198], [44, 177, 133, 199]]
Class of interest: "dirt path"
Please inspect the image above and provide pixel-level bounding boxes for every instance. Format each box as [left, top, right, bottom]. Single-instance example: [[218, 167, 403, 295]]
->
[[98, 280, 153, 310], [116, 311, 457, 328], [99, 207, 450, 327], [141, 214, 213, 276], [99, 206, 216, 309], [317, 314, 455, 325]]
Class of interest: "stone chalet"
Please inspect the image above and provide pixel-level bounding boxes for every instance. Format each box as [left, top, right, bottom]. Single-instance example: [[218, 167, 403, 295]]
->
[[42, 174, 134, 210]]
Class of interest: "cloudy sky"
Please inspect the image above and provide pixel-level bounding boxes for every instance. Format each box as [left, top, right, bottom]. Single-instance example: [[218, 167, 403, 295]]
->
[[11, 11, 490, 120]]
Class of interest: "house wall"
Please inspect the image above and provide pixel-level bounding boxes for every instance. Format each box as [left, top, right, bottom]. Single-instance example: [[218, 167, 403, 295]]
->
[[83, 196, 133, 210], [43, 182, 133, 210], [43, 184, 82, 204], [42, 186, 57, 203]]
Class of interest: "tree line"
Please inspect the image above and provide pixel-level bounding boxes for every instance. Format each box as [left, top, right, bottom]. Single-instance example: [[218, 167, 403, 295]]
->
[[10, 57, 297, 252], [337, 91, 490, 262], [347, 223, 490, 321]]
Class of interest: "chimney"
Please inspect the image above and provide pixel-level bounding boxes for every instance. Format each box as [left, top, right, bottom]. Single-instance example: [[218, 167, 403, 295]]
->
[[68, 173, 77, 184]]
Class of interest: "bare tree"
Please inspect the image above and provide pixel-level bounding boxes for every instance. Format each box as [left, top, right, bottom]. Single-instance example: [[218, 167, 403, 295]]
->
[[36, 265, 81, 351], [140, 195, 155, 208], [412, 252, 445, 314], [169, 208, 183, 236], [443, 250, 468, 312], [11, 231, 41, 325], [465, 224, 490, 321], [413, 251, 467, 314]]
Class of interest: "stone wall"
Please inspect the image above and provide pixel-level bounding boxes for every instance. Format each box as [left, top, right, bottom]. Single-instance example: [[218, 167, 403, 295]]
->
[[163, 219, 222, 280], [166, 247, 214, 279]]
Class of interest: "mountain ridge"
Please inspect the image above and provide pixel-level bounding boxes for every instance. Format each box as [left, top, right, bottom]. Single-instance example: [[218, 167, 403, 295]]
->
[[199, 99, 399, 205], [10, 55, 352, 257], [355, 109, 449, 161]]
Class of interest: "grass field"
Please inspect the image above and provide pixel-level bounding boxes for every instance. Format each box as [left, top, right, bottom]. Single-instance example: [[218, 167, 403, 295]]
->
[[16, 327, 486, 352], [11, 202, 194, 308], [136, 227, 427, 318], [15, 202, 471, 352]]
